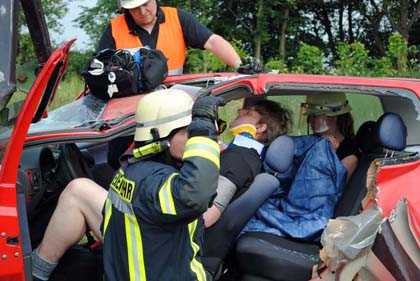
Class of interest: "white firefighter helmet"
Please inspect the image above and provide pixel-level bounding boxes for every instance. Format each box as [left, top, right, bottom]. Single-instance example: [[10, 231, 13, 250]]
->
[[119, 0, 149, 9], [134, 88, 194, 142]]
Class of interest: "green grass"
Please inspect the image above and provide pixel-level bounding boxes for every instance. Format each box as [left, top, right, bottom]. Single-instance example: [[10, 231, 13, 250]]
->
[[49, 74, 84, 110], [3, 69, 84, 127], [14, 65, 84, 111]]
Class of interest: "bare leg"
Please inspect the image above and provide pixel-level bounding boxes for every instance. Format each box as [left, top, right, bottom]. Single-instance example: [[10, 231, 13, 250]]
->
[[37, 178, 107, 262]]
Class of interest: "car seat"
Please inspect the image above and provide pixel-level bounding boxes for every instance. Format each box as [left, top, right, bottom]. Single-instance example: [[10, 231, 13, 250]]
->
[[203, 135, 294, 279], [235, 113, 408, 281], [335, 112, 407, 217]]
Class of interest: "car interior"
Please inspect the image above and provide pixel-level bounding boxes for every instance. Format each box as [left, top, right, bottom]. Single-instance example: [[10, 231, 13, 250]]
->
[[235, 112, 410, 281], [14, 84, 419, 281]]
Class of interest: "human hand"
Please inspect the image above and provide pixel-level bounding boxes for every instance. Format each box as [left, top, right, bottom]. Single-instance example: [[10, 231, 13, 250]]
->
[[325, 135, 340, 151], [188, 96, 225, 140], [237, 57, 264, 74], [191, 95, 225, 122]]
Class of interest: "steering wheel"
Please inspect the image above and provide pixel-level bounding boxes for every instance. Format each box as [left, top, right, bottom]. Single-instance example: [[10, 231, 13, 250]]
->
[[60, 143, 94, 180]]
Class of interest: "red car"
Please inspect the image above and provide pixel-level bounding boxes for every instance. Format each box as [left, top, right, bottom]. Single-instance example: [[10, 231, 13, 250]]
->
[[1, 1, 419, 281]]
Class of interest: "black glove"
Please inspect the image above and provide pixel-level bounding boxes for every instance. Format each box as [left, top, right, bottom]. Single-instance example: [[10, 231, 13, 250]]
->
[[237, 57, 264, 74], [188, 96, 225, 140]]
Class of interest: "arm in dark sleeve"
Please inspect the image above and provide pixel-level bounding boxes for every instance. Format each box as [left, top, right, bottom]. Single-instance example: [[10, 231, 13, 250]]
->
[[177, 8, 213, 49], [96, 23, 116, 52], [139, 136, 220, 223], [220, 146, 262, 192]]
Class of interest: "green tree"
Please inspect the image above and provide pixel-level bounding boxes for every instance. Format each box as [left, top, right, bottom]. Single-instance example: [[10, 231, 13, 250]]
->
[[265, 58, 288, 73], [71, 0, 420, 78], [384, 0, 420, 42], [336, 42, 370, 76], [18, 0, 68, 35], [386, 33, 409, 72], [17, 0, 69, 64], [292, 43, 325, 74], [161, 0, 215, 25], [370, 57, 396, 77], [42, 0, 69, 33], [275, 0, 296, 62], [75, 0, 118, 49], [255, 0, 296, 62], [186, 40, 248, 73]]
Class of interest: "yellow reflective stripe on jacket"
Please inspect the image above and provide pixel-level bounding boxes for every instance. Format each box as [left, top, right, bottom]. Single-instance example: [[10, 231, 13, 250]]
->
[[183, 137, 220, 169], [103, 198, 113, 234], [188, 219, 207, 281], [124, 214, 147, 281], [158, 173, 178, 215]]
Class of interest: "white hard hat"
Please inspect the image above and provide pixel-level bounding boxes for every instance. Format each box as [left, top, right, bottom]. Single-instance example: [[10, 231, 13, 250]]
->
[[135, 89, 194, 142], [119, 0, 149, 9]]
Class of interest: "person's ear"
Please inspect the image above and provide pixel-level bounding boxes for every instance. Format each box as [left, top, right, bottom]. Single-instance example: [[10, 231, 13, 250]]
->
[[256, 123, 267, 134]]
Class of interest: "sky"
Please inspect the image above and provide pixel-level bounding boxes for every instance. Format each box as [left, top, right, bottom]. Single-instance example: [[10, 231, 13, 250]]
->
[[51, 0, 94, 51]]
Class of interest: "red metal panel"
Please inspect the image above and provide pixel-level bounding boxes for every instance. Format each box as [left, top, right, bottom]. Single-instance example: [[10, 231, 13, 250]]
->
[[376, 159, 420, 242], [0, 204, 22, 281], [167, 73, 420, 97], [101, 94, 144, 120], [0, 40, 74, 281], [164, 72, 420, 97], [255, 74, 420, 96]]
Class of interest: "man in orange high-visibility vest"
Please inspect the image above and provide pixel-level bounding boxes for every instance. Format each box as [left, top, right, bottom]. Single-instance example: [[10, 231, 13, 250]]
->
[[98, 0, 242, 75]]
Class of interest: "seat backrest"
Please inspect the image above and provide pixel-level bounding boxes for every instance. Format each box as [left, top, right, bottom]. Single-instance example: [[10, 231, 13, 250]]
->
[[356, 120, 379, 154], [263, 134, 294, 174], [376, 112, 407, 151], [334, 112, 407, 217], [334, 153, 373, 217]]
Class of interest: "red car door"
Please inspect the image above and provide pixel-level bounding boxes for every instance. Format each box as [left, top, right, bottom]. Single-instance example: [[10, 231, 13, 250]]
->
[[0, 40, 73, 281]]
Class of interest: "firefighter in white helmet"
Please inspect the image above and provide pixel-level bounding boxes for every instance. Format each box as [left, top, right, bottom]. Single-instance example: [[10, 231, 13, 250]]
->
[[102, 88, 223, 281], [31, 88, 223, 281]]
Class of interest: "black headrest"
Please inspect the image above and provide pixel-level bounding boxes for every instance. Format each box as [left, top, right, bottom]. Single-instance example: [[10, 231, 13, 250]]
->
[[376, 113, 407, 151], [356, 121, 379, 154]]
